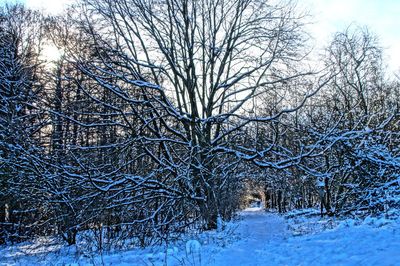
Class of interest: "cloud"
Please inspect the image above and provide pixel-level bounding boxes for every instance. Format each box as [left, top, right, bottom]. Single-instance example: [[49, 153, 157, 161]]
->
[[25, 0, 74, 14]]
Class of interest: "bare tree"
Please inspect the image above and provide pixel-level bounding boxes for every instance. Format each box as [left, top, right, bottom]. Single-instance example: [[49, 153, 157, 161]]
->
[[0, 4, 46, 244], [296, 27, 400, 215], [74, 0, 331, 229]]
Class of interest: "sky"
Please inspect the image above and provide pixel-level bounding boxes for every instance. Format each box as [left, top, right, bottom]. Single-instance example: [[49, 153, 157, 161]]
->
[[300, 0, 400, 74], [7, 0, 74, 14], [2, 0, 399, 73]]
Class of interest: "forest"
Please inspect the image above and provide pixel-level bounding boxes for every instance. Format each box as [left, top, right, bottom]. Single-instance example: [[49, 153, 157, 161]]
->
[[1, 0, 399, 251]]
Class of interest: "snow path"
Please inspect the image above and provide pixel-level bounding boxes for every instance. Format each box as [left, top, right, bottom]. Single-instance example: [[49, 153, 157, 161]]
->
[[204, 207, 288, 266], [202, 208, 400, 266], [1, 208, 400, 265]]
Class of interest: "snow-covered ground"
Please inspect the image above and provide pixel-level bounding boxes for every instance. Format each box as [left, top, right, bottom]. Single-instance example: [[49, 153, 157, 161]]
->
[[1, 207, 400, 265]]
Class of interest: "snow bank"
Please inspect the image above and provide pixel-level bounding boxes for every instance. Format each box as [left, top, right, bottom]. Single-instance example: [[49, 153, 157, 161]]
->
[[1, 209, 399, 266], [263, 219, 400, 266]]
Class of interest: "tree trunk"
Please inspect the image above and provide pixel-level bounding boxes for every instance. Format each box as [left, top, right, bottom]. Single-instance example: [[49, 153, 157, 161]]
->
[[277, 190, 282, 213]]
